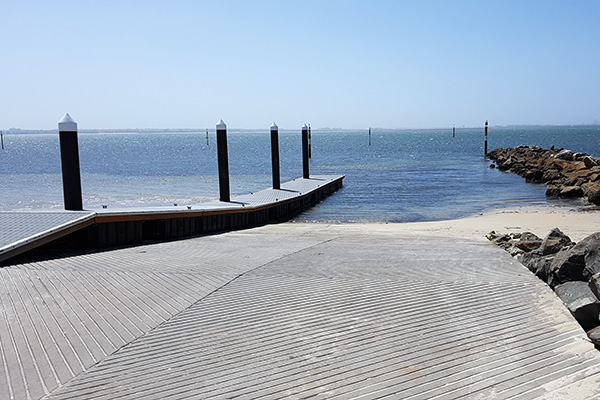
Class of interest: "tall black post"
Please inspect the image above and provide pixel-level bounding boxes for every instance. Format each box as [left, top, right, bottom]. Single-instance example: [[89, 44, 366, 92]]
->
[[484, 120, 489, 156], [216, 119, 230, 202], [270, 122, 280, 189], [58, 113, 83, 210], [302, 124, 310, 179]]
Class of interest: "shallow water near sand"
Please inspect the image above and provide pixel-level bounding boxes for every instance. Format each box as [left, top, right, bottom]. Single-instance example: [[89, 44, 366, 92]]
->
[[1, 126, 598, 222]]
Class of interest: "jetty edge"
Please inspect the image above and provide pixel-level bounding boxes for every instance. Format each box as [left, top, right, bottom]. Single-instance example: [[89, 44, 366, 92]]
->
[[487, 145, 600, 205]]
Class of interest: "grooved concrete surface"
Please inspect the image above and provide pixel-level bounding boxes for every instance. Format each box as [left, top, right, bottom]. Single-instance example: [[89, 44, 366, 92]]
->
[[2, 223, 600, 399]]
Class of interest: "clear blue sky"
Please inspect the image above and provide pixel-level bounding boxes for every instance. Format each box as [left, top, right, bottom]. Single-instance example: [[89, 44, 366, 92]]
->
[[1, 0, 599, 130]]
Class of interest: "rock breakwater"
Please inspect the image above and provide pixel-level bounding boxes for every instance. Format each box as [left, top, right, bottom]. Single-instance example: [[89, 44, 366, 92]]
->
[[487, 146, 600, 205], [488, 228, 600, 344]]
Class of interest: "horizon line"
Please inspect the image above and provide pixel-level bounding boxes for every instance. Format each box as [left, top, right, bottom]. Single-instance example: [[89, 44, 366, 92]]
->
[[3, 123, 600, 134]]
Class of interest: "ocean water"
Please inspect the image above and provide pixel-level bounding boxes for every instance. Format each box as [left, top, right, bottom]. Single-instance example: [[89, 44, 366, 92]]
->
[[1, 126, 599, 222]]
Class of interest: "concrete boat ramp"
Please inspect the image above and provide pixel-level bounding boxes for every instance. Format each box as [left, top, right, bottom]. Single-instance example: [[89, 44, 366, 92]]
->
[[2, 222, 600, 399]]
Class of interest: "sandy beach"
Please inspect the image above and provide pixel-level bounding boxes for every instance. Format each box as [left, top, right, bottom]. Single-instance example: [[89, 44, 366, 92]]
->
[[304, 202, 600, 243]]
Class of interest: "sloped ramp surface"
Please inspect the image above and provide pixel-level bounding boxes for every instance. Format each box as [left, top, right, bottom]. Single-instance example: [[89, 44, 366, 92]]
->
[[2, 224, 600, 399], [0, 268, 230, 400], [38, 226, 600, 399], [0, 228, 326, 400]]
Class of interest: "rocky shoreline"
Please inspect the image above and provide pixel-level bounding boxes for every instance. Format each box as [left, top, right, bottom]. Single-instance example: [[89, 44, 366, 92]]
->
[[489, 228, 600, 345], [487, 146, 600, 205]]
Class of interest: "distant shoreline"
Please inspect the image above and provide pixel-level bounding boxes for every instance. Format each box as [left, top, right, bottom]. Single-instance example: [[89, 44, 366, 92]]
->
[[3, 125, 600, 135]]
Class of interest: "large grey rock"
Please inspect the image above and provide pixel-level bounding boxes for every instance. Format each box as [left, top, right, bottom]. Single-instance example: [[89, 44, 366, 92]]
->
[[516, 252, 538, 273], [511, 231, 541, 253], [555, 149, 574, 161], [547, 233, 600, 286], [584, 156, 598, 168], [539, 228, 573, 255], [560, 186, 584, 197], [580, 233, 600, 278], [514, 240, 542, 252], [521, 232, 541, 242], [518, 252, 555, 281], [589, 272, 600, 300], [542, 169, 562, 183], [584, 181, 600, 206], [534, 255, 557, 282], [587, 325, 600, 345], [554, 281, 600, 331], [548, 248, 586, 287], [545, 184, 562, 197]]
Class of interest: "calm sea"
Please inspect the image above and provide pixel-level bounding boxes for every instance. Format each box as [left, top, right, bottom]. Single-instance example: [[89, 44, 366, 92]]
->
[[1, 126, 599, 222]]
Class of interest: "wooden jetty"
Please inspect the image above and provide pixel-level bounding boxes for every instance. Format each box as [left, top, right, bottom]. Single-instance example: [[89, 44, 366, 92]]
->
[[0, 175, 344, 264]]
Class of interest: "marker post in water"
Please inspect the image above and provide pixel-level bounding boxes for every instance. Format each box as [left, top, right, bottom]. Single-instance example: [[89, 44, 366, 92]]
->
[[369, 127, 372, 145], [270, 123, 280, 189], [58, 113, 83, 211], [308, 124, 312, 159], [216, 119, 230, 202], [484, 120, 489, 156], [453, 126, 455, 138], [1, 131, 4, 149], [206, 129, 209, 146], [302, 124, 310, 179]]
